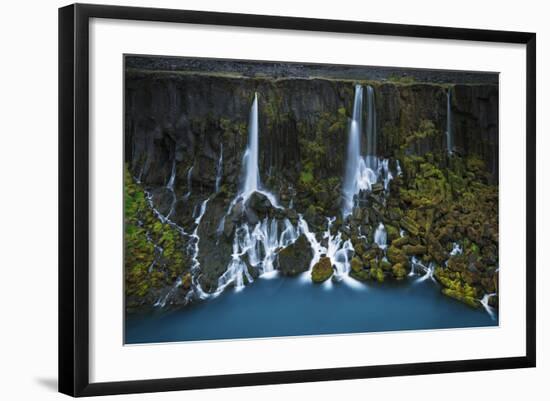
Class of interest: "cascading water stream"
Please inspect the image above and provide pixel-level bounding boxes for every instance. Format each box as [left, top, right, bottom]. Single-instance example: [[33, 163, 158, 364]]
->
[[480, 293, 497, 320], [155, 198, 210, 307], [298, 216, 358, 288], [166, 158, 177, 218], [216, 217, 300, 293], [342, 84, 393, 218], [410, 256, 435, 282], [342, 85, 364, 218], [374, 223, 387, 250], [183, 166, 194, 200], [227, 93, 281, 214], [215, 144, 223, 193]]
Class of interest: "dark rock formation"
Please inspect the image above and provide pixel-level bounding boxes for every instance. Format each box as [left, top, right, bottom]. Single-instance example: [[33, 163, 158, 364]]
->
[[278, 236, 311, 276], [124, 60, 499, 312]]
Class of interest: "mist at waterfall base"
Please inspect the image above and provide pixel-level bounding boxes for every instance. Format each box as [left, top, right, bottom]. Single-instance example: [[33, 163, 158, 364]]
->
[[126, 275, 496, 344]]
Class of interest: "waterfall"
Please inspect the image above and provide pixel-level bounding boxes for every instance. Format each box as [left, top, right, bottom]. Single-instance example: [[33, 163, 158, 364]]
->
[[342, 84, 393, 218], [279, 218, 299, 247], [342, 85, 364, 217], [411, 257, 435, 283], [298, 216, 356, 286], [183, 165, 193, 200], [480, 293, 497, 320], [215, 144, 223, 193], [446, 88, 453, 154], [378, 159, 394, 192], [166, 158, 176, 190], [217, 225, 256, 292], [445, 242, 463, 267], [154, 198, 209, 307], [216, 217, 300, 293], [243, 93, 261, 196], [374, 223, 387, 249], [180, 198, 211, 301], [365, 85, 377, 170], [166, 158, 177, 218], [227, 93, 281, 213]]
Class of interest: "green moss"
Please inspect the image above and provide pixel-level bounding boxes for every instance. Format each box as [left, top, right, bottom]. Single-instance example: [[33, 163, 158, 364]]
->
[[124, 164, 190, 303], [311, 257, 333, 283], [391, 263, 408, 280], [370, 266, 385, 282], [387, 74, 416, 84]]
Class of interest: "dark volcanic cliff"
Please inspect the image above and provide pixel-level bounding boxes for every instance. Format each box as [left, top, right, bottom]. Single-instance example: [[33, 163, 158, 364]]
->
[[125, 70, 498, 191], [124, 67, 499, 310]]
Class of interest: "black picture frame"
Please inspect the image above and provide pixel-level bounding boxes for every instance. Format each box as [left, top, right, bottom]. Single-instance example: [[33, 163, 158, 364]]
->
[[59, 3, 536, 397]]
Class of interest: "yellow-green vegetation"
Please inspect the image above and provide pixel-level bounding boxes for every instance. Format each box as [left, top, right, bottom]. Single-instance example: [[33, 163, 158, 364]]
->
[[387, 74, 417, 85], [311, 257, 334, 283], [344, 118, 498, 308], [124, 164, 190, 308]]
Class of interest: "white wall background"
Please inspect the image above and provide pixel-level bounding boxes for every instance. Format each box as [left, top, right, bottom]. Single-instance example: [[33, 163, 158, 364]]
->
[[0, 0, 546, 399]]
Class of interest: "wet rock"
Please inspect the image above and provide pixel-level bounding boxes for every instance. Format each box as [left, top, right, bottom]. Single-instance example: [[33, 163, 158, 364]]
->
[[379, 259, 392, 272], [391, 236, 409, 248], [442, 288, 479, 308], [400, 216, 419, 236], [427, 235, 447, 264], [245, 208, 259, 225], [402, 244, 427, 256], [371, 182, 384, 194], [311, 256, 333, 283], [247, 192, 272, 214], [387, 245, 408, 265], [278, 236, 312, 276], [385, 224, 400, 242], [391, 263, 408, 280], [351, 256, 363, 273], [370, 266, 385, 282]]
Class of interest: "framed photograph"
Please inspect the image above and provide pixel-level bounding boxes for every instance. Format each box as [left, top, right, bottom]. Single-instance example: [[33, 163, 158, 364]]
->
[[59, 3, 536, 397]]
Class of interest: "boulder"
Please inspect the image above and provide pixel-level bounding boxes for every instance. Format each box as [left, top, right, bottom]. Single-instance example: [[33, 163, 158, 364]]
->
[[400, 216, 420, 236], [402, 244, 427, 255], [351, 256, 364, 273], [392, 263, 408, 280], [387, 245, 408, 265], [370, 266, 385, 282], [246, 192, 272, 213], [278, 236, 312, 276], [311, 256, 333, 283]]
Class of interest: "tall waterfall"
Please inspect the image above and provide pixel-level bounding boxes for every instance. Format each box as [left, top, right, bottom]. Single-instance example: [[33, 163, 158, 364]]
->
[[446, 88, 453, 154], [227, 92, 280, 212], [243, 93, 261, 196], [215, 144, 223, 193], [342, 84, 387, 218], [342, 85, 364, 217], [365, 85, 377, 170]]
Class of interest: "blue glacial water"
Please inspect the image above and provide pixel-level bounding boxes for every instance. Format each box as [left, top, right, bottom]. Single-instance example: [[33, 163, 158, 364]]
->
[[125, 274, 498, 344]]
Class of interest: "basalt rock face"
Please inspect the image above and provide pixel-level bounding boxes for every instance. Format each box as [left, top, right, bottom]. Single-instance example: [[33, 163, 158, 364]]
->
[[124, 69, 499, 310], [125, 71, 499, 194]]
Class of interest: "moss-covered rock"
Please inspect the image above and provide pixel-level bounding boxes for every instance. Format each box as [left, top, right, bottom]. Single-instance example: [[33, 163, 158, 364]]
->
[[402, 244, 427, 255], [442, 288, 480, 308], [311, 256, 333, 283], [370, 266, 385, 282], [351, 256, 364, 273], [387, 245, 408, 265], [391, 263, 408, 280]]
